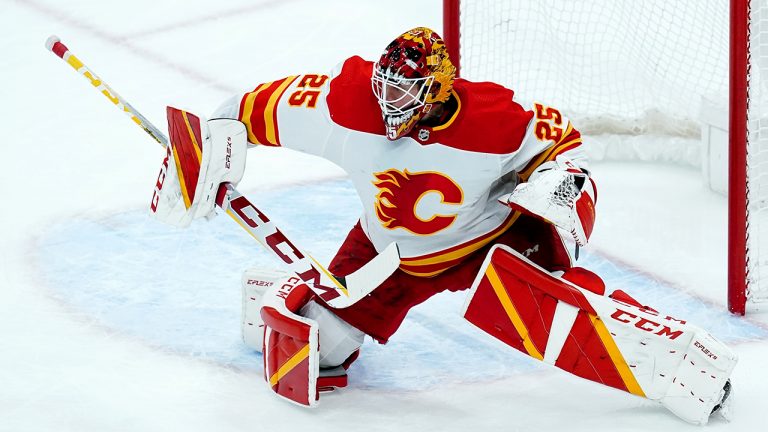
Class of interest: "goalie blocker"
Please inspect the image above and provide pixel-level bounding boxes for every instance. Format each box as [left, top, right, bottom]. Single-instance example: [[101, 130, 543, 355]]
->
[[462, 245, 736, 425]]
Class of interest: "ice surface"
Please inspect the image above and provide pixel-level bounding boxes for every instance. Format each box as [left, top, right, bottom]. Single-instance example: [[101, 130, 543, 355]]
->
[[36, 179, 766, 393], [2, 1, 768, 431]]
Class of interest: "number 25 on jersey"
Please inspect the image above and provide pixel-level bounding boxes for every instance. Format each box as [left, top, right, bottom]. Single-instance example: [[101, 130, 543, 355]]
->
[[288, 74, 329, 109], [534, 103, 564, 143]]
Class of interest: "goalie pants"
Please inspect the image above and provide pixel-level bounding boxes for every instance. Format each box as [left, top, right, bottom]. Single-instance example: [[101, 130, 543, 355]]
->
[[324, 214, 572, 343]]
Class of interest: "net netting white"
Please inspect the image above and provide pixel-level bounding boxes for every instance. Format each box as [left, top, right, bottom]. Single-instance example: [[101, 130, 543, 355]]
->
[[456, 0, 768, 304], [748, 1, 768, 303], [458, 0, 729, 136]]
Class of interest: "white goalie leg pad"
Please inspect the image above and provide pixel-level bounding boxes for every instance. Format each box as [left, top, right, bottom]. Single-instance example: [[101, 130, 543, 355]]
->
[[659, 331, 736, 424], [241, 267, 289, 353], [300, 300, 365, 368], [603, 306, 737, 424]]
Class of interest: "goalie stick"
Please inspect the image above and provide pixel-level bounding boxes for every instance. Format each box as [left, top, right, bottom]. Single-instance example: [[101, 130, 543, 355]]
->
[[44, 35, 400, 309]]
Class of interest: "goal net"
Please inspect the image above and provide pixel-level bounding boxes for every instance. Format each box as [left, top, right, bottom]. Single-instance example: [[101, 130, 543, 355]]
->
[[443, 0, 768, 314]]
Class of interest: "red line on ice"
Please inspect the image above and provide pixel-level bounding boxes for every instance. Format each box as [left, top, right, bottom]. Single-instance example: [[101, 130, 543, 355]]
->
[[119, 0, 293, 39], [18, 0, 291, 94]]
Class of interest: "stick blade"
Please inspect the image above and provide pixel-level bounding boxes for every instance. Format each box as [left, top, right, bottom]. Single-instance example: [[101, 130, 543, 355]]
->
[[332, 242, 400, 308]]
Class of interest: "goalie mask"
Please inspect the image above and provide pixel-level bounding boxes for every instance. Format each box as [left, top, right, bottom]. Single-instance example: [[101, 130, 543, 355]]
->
[[371, 27, 456, 140]]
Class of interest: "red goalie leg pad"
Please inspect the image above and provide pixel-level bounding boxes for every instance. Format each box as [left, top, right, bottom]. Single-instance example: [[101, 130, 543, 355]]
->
[[261, 282, 321, 407], [463, 245, 738, 424], [561, 267, 605, 295], [166, 106, 204, 208], [609, 289, 659, 315], [462, 245, 645, 396]]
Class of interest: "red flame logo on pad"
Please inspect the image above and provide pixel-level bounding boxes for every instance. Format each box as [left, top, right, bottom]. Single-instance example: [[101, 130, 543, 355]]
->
[[373, 169, 463, 236]]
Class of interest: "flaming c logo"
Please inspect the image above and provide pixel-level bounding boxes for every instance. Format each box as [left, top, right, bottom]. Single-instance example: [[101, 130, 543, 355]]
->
[[373, 169, 463, 235]]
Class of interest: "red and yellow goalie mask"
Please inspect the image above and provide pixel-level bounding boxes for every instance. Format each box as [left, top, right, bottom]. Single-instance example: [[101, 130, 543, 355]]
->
[[371, 27, 456, 140]]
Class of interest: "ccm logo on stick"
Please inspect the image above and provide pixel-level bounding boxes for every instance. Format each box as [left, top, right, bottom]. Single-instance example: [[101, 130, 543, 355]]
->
[[276, 276, 301, 300], [610, 309, 684, 340], [229, 196, 341, 302]]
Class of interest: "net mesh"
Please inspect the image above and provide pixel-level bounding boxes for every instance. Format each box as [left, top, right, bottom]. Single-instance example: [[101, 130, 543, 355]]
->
[[457, 0, 768, 304], [748, 0, 768, 302], [458, 0, 729, 136]]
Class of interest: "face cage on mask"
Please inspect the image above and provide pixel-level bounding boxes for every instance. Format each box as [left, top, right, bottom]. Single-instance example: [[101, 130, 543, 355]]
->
[[371, 65, 434, 128]]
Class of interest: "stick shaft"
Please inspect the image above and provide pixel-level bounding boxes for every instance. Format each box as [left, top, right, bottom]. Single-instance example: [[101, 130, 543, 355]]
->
[[44, 36, 397, 308], [45, 36, 168, 146]]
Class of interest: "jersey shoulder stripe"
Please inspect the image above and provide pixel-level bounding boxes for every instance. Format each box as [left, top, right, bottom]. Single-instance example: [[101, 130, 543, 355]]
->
[[518, 124, 583, 180], [239, 76, 298, 146]]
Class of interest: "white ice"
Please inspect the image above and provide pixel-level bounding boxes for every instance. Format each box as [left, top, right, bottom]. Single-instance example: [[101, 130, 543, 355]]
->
[[1, 1, 767, 431]]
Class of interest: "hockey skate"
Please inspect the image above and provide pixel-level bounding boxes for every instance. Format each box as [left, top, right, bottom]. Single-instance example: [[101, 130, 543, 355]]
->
[[710, 380, 733, 421]]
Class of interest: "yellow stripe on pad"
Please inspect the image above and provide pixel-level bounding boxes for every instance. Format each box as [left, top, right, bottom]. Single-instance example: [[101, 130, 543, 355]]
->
[[172, 147, 192, 209], [171, 111, 202, 209], [485, 262, 544, 360], [181, 111, 202, 162], [589, 314, 646, 397], [269, 343, 311, 386]]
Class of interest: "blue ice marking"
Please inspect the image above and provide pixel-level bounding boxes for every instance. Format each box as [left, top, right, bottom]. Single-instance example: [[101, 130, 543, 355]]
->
[[36, 179, 767, 390]]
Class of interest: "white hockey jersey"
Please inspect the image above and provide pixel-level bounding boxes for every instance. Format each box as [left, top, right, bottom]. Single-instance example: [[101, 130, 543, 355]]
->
[[215, 56, 586, 277]]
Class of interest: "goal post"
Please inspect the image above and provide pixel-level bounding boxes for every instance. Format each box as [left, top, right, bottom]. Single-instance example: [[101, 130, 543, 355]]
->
[[442, 0, 461, 78], [729, 0, 749, 315], [443, 0, 766, 315]]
